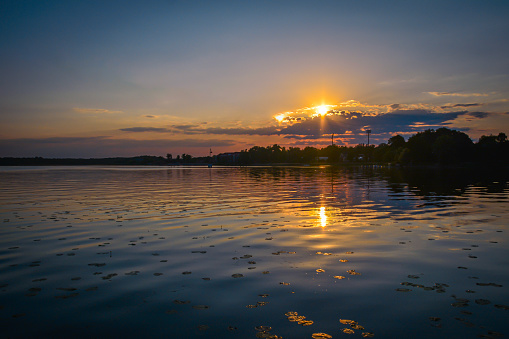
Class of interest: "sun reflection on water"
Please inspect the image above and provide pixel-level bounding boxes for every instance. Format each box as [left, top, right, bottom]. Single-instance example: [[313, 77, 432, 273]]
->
[[319, 206, 327, 227]]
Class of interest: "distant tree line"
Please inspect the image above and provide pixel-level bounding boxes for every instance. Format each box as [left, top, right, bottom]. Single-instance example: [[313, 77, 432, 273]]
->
[[230, 128, 508, 166]]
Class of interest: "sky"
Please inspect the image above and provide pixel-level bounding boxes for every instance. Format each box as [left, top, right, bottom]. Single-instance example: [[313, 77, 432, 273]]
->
[[1, 0, 508, 158]]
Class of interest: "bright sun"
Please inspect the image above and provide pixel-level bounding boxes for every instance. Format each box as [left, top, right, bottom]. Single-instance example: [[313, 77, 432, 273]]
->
[[316, 105, 328, 116]]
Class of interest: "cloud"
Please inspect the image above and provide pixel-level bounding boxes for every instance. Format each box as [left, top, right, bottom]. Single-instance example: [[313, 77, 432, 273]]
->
[[120, 127, 171, 133], [144, 115, 158, 118], [119, 110, 474, 145], [120, 125, 280, 136], [73, 108, 123, 114], [466, 111, 490, 119], [427, 92, 489, 97], [441, 103, 483, 109]]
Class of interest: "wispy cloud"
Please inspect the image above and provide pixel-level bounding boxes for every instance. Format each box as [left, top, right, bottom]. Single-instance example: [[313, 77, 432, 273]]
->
[[120, 127, 170, 133], [427, 92, 489, 97], [440, 103, 483, 109], [73, 108, 123, 114]]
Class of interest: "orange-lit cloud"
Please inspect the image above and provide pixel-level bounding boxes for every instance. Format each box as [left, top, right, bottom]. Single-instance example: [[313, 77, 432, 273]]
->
[[73, 108, 123, 114], [427, 92, 490, 97]]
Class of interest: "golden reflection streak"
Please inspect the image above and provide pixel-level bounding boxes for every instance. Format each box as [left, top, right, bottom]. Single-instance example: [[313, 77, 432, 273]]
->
[[319, 206, 327, 227]]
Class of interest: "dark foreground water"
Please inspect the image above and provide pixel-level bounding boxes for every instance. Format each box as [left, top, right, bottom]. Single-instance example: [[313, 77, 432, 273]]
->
[[0, 166, 508, 338]]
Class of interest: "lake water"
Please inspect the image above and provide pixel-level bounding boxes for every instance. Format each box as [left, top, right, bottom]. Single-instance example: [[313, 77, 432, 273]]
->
[[0, 166, 508, 338]]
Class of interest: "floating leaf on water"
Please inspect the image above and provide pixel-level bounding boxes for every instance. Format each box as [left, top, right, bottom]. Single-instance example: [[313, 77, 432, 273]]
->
[[255, 325, 272, 332], [173, 300, 190, 304], [347, 270, 361, 275], [257, 301, 269, 306], [288, 315, 306, 322], [342, 328, 355, 334], [316, 269, 325, 273], [32, 278, 47, 282], [476, 282, 503, 287], [345, 251, 354, 254], [451, 301, 469, 307], [202, 277, 211, 281], [55, 292, 79, 299], [408, 275, 420, 279], [262, 271, 270, 274], [232, 274, 244, 278], [279, 282, 290, 285], [339, 259, 349, 263], [396, 288, 412, 292], [285, 311, 298, 317], [494, 304, 509, 310], [247, 305, 257, 308], [351, 324, 365, 330], [299, 320, 313, 326], [312, 333, 332, 339], [340, 319, 355, 325], [88, 263, 106, 267], [125, 271, 140, 276], [259, 294, 269, 298], [361, 332, 375, 338], [182, 271, 192, 275], [475, 299, 491, 305], [56, 287, 77, 291], [153, 273, 163, 276], [458, 266, 468, 269], [192, 305, 209, 310], [102, 273, 118, 280]]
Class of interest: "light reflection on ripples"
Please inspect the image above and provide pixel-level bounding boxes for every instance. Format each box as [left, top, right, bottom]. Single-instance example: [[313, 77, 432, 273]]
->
[[0, 166, 508, 338]]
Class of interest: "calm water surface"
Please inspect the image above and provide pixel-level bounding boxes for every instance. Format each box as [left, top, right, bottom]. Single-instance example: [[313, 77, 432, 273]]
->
[[0, 166, 508, 338]]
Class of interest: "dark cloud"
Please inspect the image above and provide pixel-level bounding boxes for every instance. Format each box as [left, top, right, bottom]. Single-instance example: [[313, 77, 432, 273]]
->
[[466, 111, 489, 119], [120, 127, 171, 133], [167, 125, 279, 136], [390, 104, 401, 109], [441, 103, 482, 109]]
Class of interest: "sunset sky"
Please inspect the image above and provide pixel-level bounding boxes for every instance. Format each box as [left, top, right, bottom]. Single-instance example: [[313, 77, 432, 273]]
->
[[1, 0, 508, 158]]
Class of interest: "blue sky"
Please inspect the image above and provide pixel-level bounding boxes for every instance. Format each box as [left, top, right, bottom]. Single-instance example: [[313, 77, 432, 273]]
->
[[1, 0, 508, 157]]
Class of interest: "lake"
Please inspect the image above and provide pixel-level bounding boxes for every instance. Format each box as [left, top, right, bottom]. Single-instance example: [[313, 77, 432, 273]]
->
[[0, 166, 508, 338]]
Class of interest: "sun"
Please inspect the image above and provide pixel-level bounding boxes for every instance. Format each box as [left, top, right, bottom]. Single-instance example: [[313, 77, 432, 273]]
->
[[274, 113, 285, 122], [316, 105, 328, 116]]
